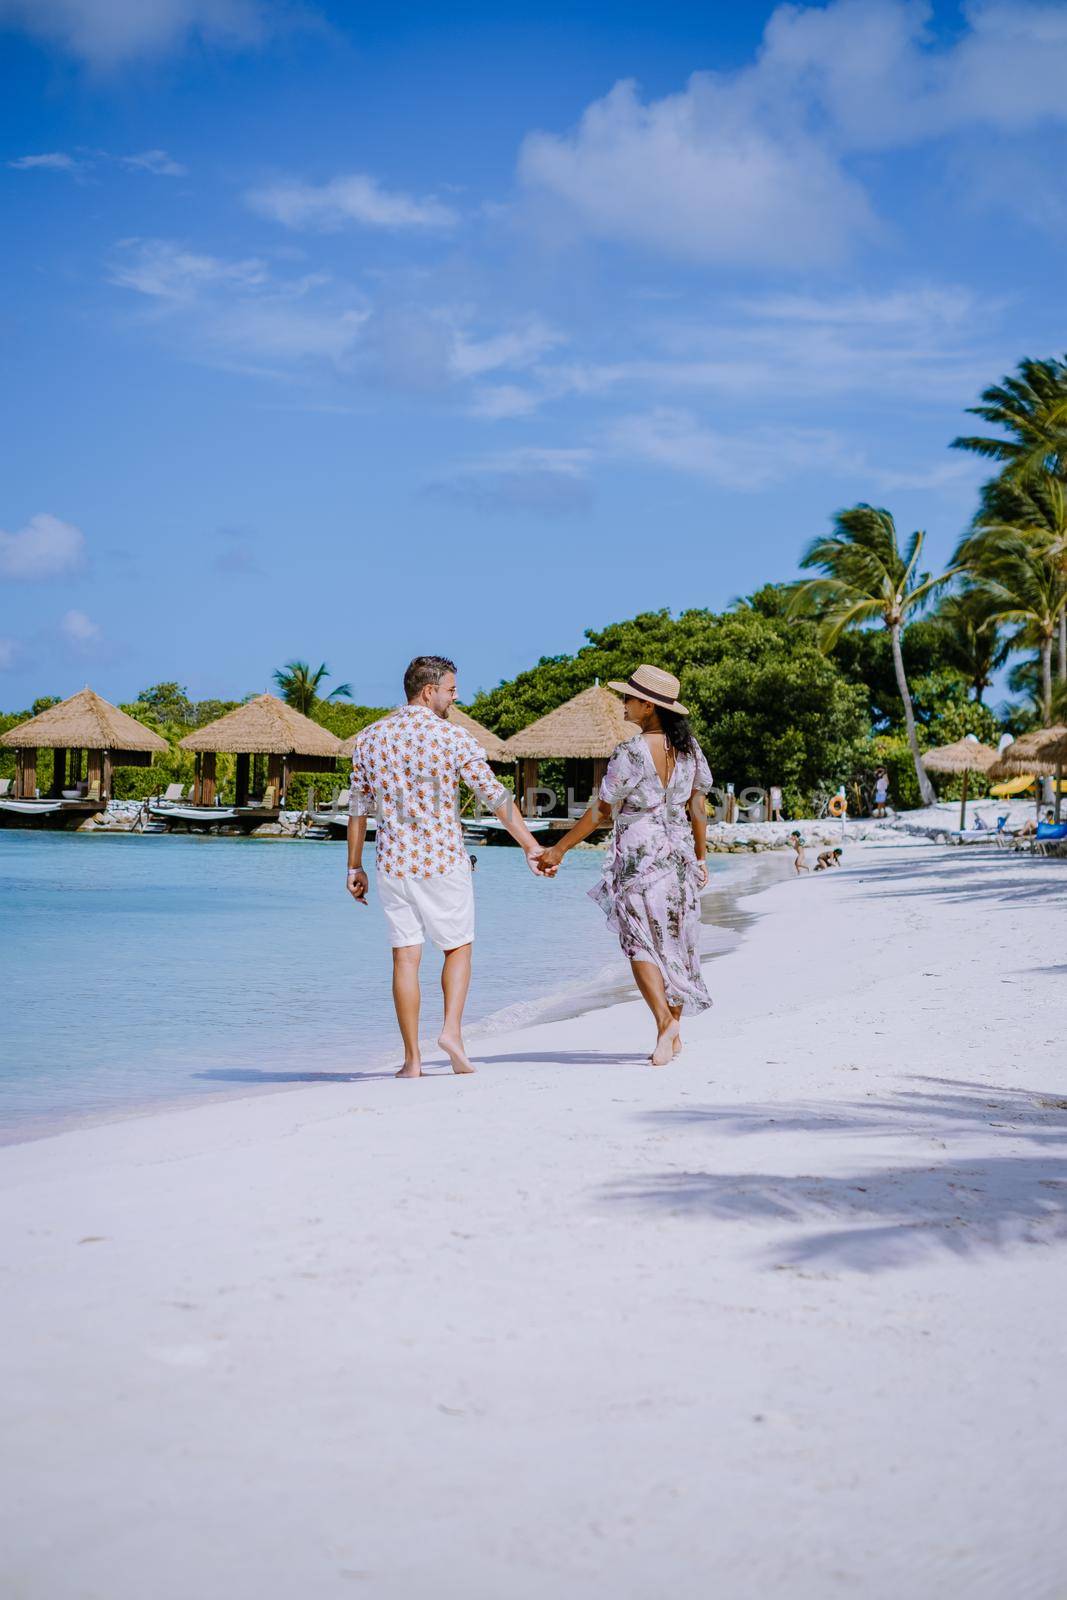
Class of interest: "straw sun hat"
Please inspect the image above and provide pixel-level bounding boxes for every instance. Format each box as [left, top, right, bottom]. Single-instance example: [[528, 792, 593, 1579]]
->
[[606, 665, 688, 716]]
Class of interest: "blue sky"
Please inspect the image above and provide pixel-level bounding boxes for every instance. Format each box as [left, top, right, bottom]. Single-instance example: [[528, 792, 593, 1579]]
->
[[3, 0, 1067, 710]]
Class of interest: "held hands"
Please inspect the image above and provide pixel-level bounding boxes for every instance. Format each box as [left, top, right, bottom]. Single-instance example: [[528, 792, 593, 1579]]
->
[[346, 868, 369, 903], [538, 844, 564, 876], [525, 842, 559, 878]]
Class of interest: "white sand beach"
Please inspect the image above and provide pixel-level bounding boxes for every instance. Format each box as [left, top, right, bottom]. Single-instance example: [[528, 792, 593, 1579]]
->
[[2, 841, 1065, 1599]]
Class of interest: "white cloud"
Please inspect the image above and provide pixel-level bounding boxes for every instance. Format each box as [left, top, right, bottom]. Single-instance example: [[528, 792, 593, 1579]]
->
[[60, 609, 102, 646], [0, 637, 17, 669], [468, 384, 542, 420], [246, 173, 458, 232], [8, 151, 85, 173], [354, 305, 564, 395], [519, 76, 874, 268], [757, 0, 1067, 149], [517, 1, 1067, 265], [425, 448, 593, 517], [450, 320, 562, 379], [0, 513, 87, 580], [119, 149, 187, 177], [108, 238, 270, 301], [528, 285, 996, 409], [603, 409, 854, 490], [0, 0, 285, 68]]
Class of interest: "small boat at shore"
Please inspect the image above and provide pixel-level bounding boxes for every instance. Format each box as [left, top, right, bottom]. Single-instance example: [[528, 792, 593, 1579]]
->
[[147, 802, 280, 833], [0, 796, 102, 830], [305, 808, 376, 840]]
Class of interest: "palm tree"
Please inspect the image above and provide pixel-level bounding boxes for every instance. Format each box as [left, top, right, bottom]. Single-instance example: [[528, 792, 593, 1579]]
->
[[790, 505, 955, 805], [954, 536, 1066, 724], [935, 587, 1011, 704], [272, 660, 353, 716], [957, 473, 1067, 705], [954, 359, 1067, 679], [952, 355, 1067, 482]]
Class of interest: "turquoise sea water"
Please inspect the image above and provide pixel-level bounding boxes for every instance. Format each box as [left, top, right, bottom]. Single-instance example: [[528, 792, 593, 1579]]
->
[[1, 832, 728, 1143]]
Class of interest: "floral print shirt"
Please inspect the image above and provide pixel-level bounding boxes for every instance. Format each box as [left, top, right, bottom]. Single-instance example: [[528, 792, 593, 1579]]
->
[[349, 705, 507, 878]]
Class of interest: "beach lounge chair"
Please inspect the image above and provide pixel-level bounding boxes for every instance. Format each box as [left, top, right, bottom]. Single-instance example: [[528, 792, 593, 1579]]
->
[[158, 783, 185, 804], [1034, 821, 1067, 857], [0, 778, 10, 797]]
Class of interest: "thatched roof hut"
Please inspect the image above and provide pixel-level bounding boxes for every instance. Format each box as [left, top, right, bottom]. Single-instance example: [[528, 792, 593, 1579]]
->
[[989, 725, 1067, 822], [1, 686, 168, 754], [338, 705, 510, 765], [181, 694, 343, 757], [503, 684, 639, 759], [0, 687, 167, 803], [179, 694, 343, 809], [502, 685, 641, 815], [988, 726, 1067, 781], [922, 736, 1000, 829]]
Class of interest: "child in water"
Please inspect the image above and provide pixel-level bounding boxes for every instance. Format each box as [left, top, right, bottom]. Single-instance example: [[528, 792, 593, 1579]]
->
[[787, 832, 809, 873], [815, 847, 842, 871]]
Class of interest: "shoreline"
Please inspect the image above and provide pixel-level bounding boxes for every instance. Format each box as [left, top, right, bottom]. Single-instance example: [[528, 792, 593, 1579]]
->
[[0, 847, 788, 1150]]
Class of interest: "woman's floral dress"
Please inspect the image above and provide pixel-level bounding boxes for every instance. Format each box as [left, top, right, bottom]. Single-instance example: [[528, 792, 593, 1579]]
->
[[590, 734, 714, 1015]]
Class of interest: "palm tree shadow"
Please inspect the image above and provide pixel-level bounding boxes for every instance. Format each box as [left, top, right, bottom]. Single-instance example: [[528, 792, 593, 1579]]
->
[[605, 1077, 1067, 1271]]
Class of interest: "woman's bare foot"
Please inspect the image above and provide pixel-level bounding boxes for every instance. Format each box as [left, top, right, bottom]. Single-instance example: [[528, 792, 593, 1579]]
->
[[395, 1061, 422, 1079], [437, 1033, 476, 1075], [672, 1034, 683, 1057], [650, 1020, 680, 1067]]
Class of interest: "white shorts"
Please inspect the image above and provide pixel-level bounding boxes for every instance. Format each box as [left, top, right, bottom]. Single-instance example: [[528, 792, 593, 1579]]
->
[[377, 861, 475, 950]]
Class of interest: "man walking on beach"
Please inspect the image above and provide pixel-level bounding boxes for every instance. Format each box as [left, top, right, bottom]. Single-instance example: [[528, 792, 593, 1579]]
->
[[347, 655, 552, 1078]]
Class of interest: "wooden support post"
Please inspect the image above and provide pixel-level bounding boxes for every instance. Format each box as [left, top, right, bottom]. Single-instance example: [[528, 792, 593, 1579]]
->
[[200, 751, 217, 807], [86, 748, 103, 803], [958, 768, 969, 833], [591, 757, 607, 808], [50, 748, 67, 797], [234, 752, 250, 808], [101, 752, 113, 803], [518, 758, 540, 816], [16, 749, 36, 798], [266, 754, 284, 810], [192, 752, 202, 805]]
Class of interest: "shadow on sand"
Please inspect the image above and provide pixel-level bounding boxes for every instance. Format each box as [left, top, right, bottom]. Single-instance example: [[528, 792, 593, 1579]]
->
[[840, 849, 1067, 908], [604, 1077, 1067, 1272]]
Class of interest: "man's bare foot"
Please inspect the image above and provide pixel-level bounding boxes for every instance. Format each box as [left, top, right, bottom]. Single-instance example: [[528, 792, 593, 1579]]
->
[[650, 1020, 680, 1067], [395, 1062, 422, 1079], [437, 1033, 476, 1074]]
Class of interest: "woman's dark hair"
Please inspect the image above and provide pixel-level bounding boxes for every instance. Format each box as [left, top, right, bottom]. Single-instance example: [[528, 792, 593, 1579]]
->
[[658, 707, 694, 756]]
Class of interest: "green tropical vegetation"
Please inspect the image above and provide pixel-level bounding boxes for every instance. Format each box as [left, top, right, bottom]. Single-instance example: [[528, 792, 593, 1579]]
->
[[272, 660, 352, 715], [4, 352, 1067, 817]]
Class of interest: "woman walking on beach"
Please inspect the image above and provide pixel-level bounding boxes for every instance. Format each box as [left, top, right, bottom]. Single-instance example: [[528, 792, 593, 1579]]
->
[[539, 666, 713, 1066]]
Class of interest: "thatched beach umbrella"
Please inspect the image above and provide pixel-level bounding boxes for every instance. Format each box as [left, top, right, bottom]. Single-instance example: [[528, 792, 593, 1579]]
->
[[989, 726, 1067, 822], [503, 684, 640, 814], [0, 686, 168, 802], [180, 694, 343, 809], [921, 736, 999, 831]]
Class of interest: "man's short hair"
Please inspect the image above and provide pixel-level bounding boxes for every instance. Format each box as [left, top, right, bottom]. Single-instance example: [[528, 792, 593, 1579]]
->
[[404, 655, 457, 701]]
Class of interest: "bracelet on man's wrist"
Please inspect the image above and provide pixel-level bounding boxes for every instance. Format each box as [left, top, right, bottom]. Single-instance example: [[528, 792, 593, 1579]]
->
[[347, 867, 363, 876]]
